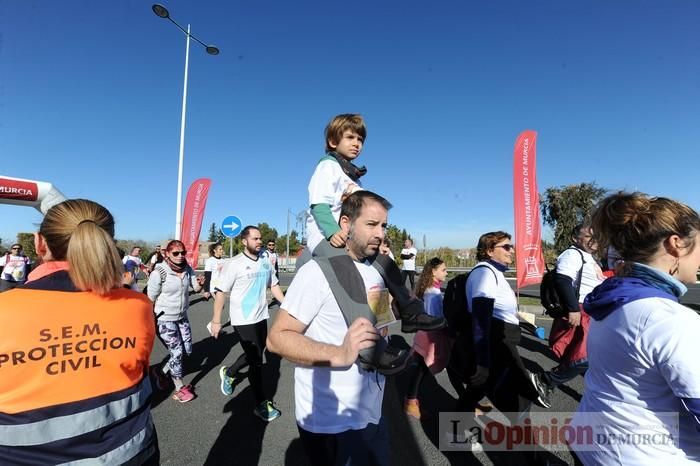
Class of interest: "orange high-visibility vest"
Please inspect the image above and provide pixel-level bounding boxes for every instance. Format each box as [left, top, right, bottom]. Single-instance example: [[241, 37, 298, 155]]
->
[[0, 271, 157, 464]]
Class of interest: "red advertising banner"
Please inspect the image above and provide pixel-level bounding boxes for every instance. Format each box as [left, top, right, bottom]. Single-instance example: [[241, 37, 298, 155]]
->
[[0, 178, 39, 202], [180, 178, 212, 269], [513, 130, 545, 288]]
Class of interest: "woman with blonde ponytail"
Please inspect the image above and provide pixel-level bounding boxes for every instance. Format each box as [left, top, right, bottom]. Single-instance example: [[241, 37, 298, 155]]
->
[[0, 199, 159, 465]]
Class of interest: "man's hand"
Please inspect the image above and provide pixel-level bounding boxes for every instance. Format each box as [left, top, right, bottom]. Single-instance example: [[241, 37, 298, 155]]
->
[[567, 311, 582, 327], [470, 365, 489, 386], [202, 291, 211, 300], [335, 318, 380, 367], [329, 231, 347, 248]]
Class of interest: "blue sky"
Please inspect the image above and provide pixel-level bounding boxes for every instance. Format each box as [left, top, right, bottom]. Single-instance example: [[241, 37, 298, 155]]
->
[[1, 0, 698, 249]]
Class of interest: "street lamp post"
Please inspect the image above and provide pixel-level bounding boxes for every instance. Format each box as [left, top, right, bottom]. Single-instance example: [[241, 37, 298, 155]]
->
[[152, 4, 219, 240]]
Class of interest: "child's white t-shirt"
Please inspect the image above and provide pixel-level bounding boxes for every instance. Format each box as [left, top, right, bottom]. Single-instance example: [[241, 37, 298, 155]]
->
[[305, 159, 361, 251]]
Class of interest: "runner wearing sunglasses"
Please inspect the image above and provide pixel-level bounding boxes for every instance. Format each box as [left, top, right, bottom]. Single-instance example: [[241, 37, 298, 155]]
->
[[147, 240, 205, 403]]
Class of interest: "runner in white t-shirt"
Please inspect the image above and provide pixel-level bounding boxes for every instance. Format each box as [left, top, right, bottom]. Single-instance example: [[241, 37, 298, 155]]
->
[[535, 224, 606, 395], [203, 242, 224, 300], [268, 192, 392, 466], [210, 226, 285, 422]]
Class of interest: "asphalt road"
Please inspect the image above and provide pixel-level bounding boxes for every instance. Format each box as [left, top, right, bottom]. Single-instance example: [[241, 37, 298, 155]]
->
[[149, 290, 582, 466], [148, 272, 700, 465]]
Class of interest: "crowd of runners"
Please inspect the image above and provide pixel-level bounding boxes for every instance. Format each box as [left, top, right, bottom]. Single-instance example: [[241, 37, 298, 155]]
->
[[1, 114, 699, 466]]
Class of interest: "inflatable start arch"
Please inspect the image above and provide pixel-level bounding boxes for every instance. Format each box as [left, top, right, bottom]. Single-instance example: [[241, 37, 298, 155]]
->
[[0, 176, 66, 214]]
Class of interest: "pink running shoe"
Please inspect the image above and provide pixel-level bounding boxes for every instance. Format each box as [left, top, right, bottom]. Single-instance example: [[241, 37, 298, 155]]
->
[[172, 384, 196, 403]]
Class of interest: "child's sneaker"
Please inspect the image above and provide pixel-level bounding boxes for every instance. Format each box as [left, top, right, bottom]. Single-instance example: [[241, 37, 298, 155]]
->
[[254, 400, 281, 422], [149, 365, 171, 391], [359, 344, 411, 375], [404, 397, 421, 420], [401, 311, 446, 333], [172, 384, 195, 403], [219, 366, 235, 396]]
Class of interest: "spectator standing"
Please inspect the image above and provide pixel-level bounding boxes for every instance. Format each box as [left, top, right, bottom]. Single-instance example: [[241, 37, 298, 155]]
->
[[400, 239, 418, 291], [0, 243, 32, 292]]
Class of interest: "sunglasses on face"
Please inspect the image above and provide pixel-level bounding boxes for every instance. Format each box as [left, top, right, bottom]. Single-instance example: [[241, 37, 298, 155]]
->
[[170, 250, 187, 257], [11, 247, 21, 250], [495, 244, 514, 252]]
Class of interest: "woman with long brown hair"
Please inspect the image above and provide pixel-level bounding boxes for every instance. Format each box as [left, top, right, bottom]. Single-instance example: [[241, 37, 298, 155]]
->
[[404, 257, 451, 419]]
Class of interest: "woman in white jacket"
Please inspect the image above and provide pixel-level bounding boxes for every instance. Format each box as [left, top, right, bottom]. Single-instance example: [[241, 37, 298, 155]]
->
[[148, 240, 204, 403], [571, 192, 700, 465]]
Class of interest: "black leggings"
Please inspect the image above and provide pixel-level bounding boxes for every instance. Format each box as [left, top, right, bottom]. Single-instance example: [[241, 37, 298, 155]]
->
[[457, 319, 534, 412], [226, 320, 267, 403], [407, 354, 430, 399], [401, 270, 416, 290]]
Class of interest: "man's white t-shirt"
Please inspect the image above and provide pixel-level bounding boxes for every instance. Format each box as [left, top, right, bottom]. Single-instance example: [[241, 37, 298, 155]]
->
[[556, 247, 605, 303], [122, 254, 142, 268], [215, 253, 278, 326], [305, 159, 361, 251], [466, 262, 519, 325], [204, 256, 225, 290], [571, 297, 700, 464], [400, 247, 417, 271], [282, 260, 385, 434], [0, 254, 31, 283]]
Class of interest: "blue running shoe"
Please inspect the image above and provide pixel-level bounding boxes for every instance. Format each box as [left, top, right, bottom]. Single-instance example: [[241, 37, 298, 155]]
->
[[254, 400, 281, 422], [219, 366, 235, 396]]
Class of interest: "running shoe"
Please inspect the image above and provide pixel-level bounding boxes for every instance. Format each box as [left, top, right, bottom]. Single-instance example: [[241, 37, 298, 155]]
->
[[219, 366, 235, 396], [254, 400, 281, 422], [172, 384, 195, 403], [529, 372, 553, 409]]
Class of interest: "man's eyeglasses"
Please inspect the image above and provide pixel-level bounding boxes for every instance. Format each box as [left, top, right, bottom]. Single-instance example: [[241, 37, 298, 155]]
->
[[11, 247, 21, 251], [170, 250, 187, 257], [495, 244, 514, 252]]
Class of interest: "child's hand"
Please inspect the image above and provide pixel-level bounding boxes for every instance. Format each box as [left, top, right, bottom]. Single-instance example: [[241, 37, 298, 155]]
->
[[329, 231, 347, 248]]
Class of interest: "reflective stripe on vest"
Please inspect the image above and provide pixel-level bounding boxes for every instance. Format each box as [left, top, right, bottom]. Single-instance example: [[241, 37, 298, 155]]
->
[[0, 377, 152, 446], [59, 418, 156, 466]]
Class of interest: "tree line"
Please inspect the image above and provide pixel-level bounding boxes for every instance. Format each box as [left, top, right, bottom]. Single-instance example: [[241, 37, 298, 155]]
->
[[2, 182, 608, 265]]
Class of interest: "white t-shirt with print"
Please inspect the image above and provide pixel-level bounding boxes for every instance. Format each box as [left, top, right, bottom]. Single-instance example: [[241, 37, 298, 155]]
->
[[204, 256, 225, 290], [0, 254, 31, 283], [215, 253, 279, 326], [571, 297, 700, 464], [282, 260, 385, 434], [466, 262, 519, 325], [401, 247, 417, 271], [556, 247, 605, 303], [305, 159, 361, 251]]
